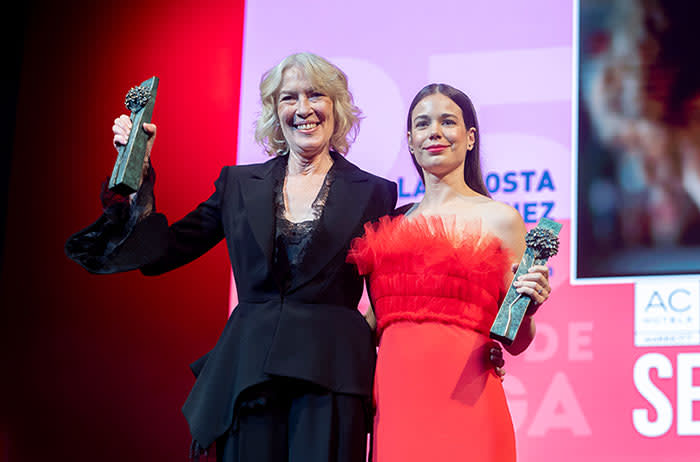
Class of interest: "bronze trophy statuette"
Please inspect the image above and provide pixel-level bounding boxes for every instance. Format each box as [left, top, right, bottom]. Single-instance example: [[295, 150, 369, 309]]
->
[[490, 217, 561, 346], [109, 76, 159, 195]]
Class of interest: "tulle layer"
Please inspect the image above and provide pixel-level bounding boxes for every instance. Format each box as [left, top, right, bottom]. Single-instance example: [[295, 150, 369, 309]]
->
[[348, 214, 512, 336]]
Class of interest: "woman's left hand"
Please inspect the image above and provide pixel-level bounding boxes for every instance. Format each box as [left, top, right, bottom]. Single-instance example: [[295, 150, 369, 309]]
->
[[511, 263, 551, 314]]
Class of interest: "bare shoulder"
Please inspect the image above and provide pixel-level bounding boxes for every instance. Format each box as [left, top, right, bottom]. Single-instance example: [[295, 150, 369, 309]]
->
[[481, 200, 524, 233], [479, 200, 526, 258]]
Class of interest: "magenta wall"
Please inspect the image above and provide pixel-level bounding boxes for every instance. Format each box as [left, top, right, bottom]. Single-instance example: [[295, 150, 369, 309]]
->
[[1, 1, 244, 461]]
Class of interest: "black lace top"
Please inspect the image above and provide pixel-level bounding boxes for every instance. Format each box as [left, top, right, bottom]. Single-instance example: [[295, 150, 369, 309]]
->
[[272, 160, 336, 290]]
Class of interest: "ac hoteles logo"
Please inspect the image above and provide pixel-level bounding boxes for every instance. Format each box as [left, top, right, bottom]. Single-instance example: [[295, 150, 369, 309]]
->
[[635, 280, 700, 347]]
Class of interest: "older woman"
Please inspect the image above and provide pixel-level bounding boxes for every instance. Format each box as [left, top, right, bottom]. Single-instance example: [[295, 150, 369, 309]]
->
[[348, 83, 551, 461], [66, 53, 397, 462]]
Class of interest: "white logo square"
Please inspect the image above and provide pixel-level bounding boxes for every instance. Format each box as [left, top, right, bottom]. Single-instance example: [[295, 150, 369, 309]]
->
[[635, 280, 700, 346]]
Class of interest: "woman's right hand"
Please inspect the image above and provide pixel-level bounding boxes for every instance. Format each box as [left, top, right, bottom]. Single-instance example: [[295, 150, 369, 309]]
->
[[112, 115, 157, 202], [363, 303, 377, 331], [112, 114, 157, 165], [489, 342, 506, 381]]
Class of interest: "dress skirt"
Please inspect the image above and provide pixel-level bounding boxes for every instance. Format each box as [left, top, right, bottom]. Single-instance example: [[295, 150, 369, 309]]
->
[[372, 321, 516, 462]]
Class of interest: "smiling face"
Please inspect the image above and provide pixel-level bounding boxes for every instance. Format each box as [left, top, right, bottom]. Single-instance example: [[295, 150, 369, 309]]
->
[[408, 92, 476, 179], [276, 67, 336, 159]]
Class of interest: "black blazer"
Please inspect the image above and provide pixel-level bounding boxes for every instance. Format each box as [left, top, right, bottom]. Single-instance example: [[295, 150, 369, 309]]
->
[[67, 152, 397, 448]]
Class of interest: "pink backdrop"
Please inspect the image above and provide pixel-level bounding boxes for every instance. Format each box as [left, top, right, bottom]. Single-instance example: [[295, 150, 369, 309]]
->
[[232, 0, 699, 460]]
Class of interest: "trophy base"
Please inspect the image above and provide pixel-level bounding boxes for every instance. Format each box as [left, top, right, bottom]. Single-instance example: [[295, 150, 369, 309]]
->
[[108, 181, 138, 197]]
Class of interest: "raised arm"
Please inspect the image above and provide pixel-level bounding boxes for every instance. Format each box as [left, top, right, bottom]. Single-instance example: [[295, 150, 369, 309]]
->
[[66, 115, 226, 275]]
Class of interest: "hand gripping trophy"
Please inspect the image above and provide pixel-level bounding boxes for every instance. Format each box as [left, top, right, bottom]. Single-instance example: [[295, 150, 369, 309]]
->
[[109, 76, 159, 196], [490, 217, 561, 345]]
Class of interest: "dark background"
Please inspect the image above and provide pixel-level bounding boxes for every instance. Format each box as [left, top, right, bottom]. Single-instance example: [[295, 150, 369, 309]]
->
[[1, 1, 245, 460]]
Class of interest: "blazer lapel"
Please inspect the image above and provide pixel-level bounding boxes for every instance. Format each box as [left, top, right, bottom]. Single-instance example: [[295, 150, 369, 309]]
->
[[289, 153, 372, 293], [240, 155, 285, 267]]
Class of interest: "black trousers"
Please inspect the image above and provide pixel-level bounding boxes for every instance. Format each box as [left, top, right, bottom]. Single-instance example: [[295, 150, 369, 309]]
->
[[216, 378, 369, 462]]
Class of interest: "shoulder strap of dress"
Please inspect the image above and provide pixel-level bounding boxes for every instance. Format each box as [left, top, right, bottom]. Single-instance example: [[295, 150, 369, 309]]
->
[[392, 202, 417, 217]]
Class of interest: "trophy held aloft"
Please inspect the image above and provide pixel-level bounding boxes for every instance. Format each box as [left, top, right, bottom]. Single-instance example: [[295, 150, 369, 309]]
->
[[109, 76, 159, 196]]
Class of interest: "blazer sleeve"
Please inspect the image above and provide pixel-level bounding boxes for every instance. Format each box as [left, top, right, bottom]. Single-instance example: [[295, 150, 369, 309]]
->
[[370, 178, 398, 219], [65, 166, 228, 275], [384, 179, 398, 215], [140, 167, 228, 275]]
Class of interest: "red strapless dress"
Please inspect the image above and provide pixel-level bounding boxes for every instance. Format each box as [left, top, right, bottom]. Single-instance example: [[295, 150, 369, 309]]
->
[[348, 215, 516, 462]]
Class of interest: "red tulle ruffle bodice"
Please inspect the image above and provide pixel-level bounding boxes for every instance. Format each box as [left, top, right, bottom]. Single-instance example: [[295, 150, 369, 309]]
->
[[348, 214, 512, 337]]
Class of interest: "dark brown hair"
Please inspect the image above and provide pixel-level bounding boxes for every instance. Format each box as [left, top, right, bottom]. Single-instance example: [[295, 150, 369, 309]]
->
[[407, 83, 490, 197]]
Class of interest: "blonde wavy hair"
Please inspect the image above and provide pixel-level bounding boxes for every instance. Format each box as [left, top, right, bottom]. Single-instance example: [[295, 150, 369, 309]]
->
[[255, 52, 362, 156]]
